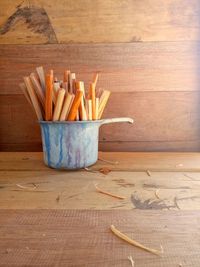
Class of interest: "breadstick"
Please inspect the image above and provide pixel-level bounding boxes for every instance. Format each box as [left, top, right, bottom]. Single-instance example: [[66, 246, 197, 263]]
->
[[59, 93, 74, 121], [23, 77, 43, 120], [36, 66, 45, 92], [53, 88, 65, 121], [67, 90, 83, 121], [98, 90, 111, 119], [89, 83, 96, 120], [45, 74, 53, 121], [30, 73, 45, 108]]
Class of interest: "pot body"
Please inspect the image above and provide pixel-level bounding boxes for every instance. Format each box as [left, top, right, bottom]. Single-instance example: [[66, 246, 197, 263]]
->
[[39, 121, 100, 169], [39, 117, 133, 170]]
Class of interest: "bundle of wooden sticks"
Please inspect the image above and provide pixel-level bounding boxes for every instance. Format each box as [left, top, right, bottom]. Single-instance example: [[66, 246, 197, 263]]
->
[[20, 66, 111, 121]]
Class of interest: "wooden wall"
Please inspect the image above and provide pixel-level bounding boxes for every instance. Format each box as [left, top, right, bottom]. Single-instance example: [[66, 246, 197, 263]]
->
[[0, 0, 200, 151]]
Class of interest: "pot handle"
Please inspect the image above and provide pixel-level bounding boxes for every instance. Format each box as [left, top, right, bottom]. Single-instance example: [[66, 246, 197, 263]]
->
[[100, 117, 134, 126]]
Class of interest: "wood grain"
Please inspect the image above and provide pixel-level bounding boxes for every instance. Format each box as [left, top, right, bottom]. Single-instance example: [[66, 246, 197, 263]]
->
[[0, 42, 199, 95], [0, 0, 199, 43], [1, 167, 200, 209], [0, 209, 200, 266], [1, 90, 200, 151], [1, 152, 200, 172]]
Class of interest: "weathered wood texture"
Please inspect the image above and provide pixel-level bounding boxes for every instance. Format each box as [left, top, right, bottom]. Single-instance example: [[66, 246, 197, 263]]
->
[[1, 43, 199, 94], [1, 152, 200, 172], [0, 0, 199, 43], [1, 91, 200, 151], [1, 43, 200, 151], [0, 209, 200, 266]]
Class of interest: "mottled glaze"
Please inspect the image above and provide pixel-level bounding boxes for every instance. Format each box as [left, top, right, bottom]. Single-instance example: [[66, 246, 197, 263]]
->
[[39, 118, 133, 170]]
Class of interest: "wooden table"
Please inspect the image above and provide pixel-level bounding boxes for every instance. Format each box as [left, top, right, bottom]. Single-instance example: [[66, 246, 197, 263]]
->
[[0, 152, 200, 266]]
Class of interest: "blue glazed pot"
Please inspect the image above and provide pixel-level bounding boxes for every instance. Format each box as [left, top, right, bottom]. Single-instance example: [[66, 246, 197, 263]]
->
[[39, 117, 133, 170]]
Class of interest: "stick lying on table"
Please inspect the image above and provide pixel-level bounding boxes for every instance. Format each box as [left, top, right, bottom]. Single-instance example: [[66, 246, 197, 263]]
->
[[110, 225, 163, 256]]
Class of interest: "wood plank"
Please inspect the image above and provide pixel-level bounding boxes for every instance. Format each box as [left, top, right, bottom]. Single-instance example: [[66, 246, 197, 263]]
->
[[1, 169, 200, 210], [1, 91, 200, 151], [0, 0, 199, 43], [0, 209, 200, 266], [0, 42, 199, 94], [0, 152, 200, 172]]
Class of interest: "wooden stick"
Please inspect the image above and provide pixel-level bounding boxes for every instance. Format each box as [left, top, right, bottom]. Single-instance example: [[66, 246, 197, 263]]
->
[[36, 66, 45, 92], [95, 97, 99, 120], [93, 72, 99, 89], [63, 70, 69, 83], [77, 81, 87, 120], [45, 74, 53, 121], [110, 225, 162, 256], [67, 90, 83, 121], [30, 73, 45, 108], [89, 83, 96, 120], [98, 90, 111, 119], [86, 99, 92, 120], [53, 88, 65, 121], [71, 73, 76, 94], [23, 77, 43, 120], [59, 93, 74, 121], [19, 83, 32, 106], [95, 184, 125, 199], [68, 72, 73, 94]]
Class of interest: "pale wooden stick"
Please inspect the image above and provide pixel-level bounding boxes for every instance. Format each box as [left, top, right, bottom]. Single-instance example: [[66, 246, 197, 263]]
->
[[95, 97, 99, 120], [30, 73, 45, 108], [71, 73, 76, 94], [68, 72, 73, 94], [60, 93, 74, 121], [67, 90, 83, 121], [98, 90, 111, 119], [89, 83, 96, 120], [36, 66, 45, 92], [86, 99, 92, 120], [19, 83, 32, 106], [95, 184, 125, 200], [110, 225, 162, 256], [23, 77, 43, 120], [93, 72, 99, 89], [53, 88, 65, 121], [45, 74, 53, 121], [78, 81, 87, 120]]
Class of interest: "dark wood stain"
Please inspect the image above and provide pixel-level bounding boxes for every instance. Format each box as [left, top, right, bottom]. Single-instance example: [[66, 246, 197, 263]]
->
[[131, 194, 174, 210], [143, 183, 191, 190], [0, 5, 57, 43], [112, 178, 135, 188]]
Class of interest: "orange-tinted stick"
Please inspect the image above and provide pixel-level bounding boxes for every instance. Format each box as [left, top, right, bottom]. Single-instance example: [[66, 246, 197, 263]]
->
[[45, 74, 53, 121], [67, 90, 83, 121]]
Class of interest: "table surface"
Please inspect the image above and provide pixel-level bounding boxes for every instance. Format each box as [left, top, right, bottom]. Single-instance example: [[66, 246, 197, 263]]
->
[[0, 152, 200, 266]]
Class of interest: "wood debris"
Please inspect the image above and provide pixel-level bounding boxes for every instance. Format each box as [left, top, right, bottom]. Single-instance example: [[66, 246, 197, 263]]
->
[[110, 225, 163, 256], [128, 256, 135, 266], [99, 167, 111, 175], [146, 170, 151, 176], [155, 189, 160, 199], [16, 183, 37, 190], [95, 184, 125, 200]]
